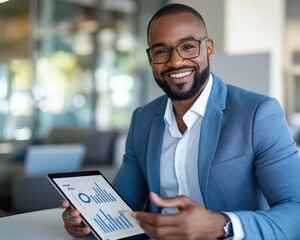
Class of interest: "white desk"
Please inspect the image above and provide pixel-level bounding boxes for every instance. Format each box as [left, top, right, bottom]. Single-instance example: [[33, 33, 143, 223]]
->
[[0, 208, 95, 240]]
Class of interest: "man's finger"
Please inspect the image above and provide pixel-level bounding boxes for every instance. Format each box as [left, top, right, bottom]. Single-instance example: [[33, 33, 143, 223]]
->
[[62, 208, 81, 221], [58, 199, 70, 208]]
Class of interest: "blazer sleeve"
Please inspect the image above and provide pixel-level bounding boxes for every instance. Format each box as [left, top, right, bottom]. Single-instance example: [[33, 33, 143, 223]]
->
[[112, 108, 149, 211], [234, 98, 300, 239]]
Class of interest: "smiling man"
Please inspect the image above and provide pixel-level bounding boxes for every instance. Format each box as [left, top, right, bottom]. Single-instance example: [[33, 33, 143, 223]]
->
[[60, 3, 300, 239]]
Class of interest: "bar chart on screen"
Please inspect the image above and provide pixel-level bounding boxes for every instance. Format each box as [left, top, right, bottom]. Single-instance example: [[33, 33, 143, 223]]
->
[[77, 182, 117, 204], [94, 209, 134, 234]]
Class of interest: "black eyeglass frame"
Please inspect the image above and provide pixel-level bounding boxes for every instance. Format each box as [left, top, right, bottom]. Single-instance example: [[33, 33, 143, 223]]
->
[[146, 37, 209, 64]]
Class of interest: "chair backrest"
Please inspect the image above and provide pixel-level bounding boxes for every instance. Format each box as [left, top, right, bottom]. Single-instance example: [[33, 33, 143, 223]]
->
[[44, 127, 119, 166], [24, 144, 86, 176]]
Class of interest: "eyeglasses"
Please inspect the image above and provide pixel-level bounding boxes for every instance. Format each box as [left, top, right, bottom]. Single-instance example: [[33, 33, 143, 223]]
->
[[146, 37, 209, 64]]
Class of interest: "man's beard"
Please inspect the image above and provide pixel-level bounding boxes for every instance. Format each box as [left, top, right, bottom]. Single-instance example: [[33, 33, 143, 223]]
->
[[154, 61, 210, 101]]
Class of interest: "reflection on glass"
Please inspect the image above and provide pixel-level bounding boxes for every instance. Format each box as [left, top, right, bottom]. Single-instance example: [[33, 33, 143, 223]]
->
[[4, 59, 34, 140], [110, 75, 134, 107], [0, 0, 147, 142], [0, 64, 8, 101]]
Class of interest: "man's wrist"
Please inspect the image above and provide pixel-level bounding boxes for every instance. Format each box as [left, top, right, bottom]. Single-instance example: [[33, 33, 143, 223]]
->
[[217, 213, 233, 239]]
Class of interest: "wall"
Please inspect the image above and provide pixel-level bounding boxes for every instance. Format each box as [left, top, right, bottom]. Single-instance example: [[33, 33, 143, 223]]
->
[[285, 0, 300, 119], [224, 0, 285, 106], [211, 53, 270, 95]]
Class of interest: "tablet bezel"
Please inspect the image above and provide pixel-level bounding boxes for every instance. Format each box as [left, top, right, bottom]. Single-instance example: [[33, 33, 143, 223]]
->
[[48, 170, 149, 240]]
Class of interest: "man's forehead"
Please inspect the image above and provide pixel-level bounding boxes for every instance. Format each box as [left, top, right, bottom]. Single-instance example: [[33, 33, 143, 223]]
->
[[148, 13, 205, 45], [150, 12, 201, 27]]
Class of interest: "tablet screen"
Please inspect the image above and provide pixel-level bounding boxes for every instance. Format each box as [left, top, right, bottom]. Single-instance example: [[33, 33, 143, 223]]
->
[[48, 171, 148, 240]]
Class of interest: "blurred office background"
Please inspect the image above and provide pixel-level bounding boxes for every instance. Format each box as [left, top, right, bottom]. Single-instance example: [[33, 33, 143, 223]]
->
[[0, 0, 299, 215]]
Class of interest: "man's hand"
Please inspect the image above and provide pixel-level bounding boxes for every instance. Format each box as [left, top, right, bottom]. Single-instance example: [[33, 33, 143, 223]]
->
[[58, 199, 91, 237], [132, 192, 226, 240]]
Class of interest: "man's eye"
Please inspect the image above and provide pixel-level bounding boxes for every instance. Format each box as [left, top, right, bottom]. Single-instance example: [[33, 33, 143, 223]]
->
[[182, 44, 196, 50], [153, 48, 168, 56]]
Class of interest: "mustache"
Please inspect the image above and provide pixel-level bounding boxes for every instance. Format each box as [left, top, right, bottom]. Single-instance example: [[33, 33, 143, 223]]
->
[[161, 65, 198, 77]]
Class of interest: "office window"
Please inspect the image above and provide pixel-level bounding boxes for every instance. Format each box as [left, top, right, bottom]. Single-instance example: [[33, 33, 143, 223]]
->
[[0, 0, 165, 142], [34, 0, 138, 136], [0, 0, 33, 141]]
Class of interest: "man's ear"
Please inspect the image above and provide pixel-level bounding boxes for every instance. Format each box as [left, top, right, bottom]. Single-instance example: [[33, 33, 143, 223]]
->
[[206, 39, 214, 60]]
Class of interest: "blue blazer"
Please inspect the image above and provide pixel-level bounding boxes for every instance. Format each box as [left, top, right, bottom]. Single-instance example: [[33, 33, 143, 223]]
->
[[113, 74, 300, 239]]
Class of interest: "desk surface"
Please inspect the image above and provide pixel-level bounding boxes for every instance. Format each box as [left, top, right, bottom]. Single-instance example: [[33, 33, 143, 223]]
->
[[0, 208, 95, 240]]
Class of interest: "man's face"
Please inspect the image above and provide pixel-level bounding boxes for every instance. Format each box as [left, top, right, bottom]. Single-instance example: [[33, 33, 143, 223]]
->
[[147, 12, 214, 101]]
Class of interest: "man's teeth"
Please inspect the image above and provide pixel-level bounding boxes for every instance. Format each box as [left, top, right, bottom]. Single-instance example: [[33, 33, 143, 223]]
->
[[170, 71, 191, 78]]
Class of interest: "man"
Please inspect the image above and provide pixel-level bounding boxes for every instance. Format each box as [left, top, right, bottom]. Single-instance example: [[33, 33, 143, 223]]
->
[[60, 3, 300, 239]]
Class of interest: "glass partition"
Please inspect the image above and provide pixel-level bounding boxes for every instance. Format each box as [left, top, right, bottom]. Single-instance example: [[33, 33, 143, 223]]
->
[[0, 0, 33, 141], [0, 0, 165, 145], [34, 0, 138, 137]]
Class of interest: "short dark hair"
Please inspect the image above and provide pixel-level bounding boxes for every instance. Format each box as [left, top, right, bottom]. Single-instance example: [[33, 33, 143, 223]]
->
[[147, 3, 207, 42]]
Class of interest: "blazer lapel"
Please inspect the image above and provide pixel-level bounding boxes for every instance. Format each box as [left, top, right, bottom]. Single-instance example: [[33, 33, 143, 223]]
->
[[146, 97, 167, 212], [199, 74, 227, 207]]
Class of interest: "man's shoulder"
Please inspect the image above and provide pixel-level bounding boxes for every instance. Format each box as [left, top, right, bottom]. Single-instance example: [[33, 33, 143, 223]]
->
[[226, 83, 270, 101], [212, 73, 265, 94], [211, 74, 274, 112], [130, 95, 167, 131], [212, 73, 269, 101], [135, 95, 168, 115]]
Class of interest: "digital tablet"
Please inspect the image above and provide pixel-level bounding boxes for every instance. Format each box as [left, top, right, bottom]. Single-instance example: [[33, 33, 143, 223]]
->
[[48, 170, 149, 240]]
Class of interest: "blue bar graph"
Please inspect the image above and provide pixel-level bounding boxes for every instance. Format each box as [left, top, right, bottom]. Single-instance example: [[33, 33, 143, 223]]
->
[[93, 209, 134, 234], [90, 182, 116, 204]]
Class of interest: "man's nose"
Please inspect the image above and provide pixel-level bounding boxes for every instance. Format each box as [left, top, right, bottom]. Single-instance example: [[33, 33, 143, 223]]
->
[[167, 48, 184, 66]]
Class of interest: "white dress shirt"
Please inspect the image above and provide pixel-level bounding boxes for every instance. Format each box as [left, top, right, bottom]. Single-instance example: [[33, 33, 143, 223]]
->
[[160, 74, 244, 239]]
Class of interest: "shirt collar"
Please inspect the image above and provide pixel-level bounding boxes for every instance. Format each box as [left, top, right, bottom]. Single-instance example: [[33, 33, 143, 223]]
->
[[164, 73, 214, 124]]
